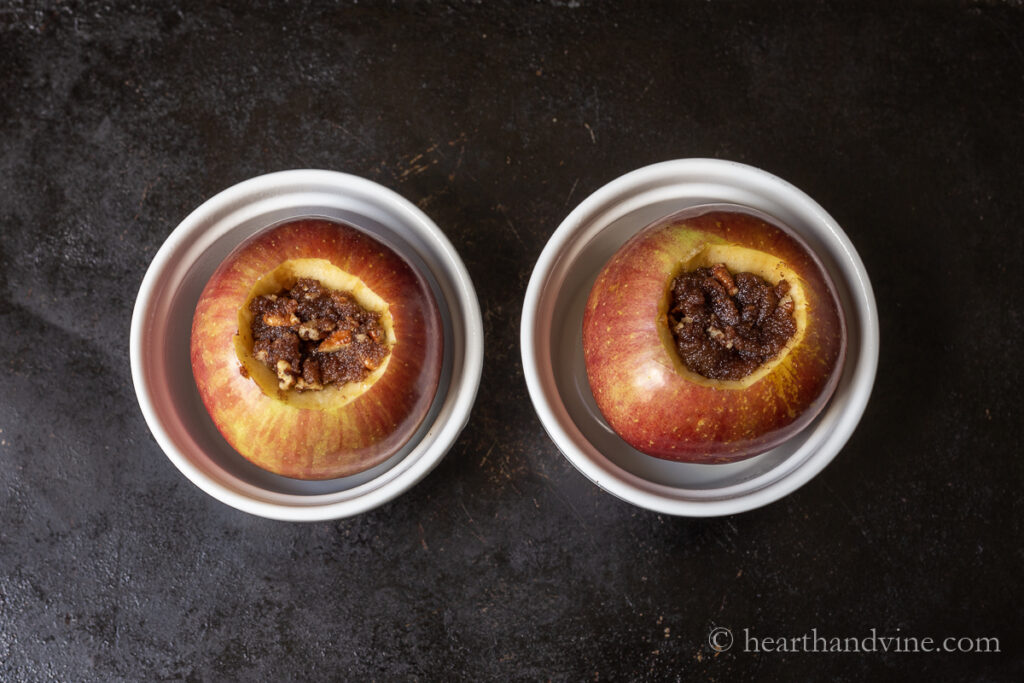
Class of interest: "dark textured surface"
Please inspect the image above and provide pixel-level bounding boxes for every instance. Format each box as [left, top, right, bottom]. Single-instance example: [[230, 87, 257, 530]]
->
[[1, 1, 1022, 680]]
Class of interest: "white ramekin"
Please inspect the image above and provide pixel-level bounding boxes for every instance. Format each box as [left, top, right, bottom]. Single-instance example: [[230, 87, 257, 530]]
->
[[131, 170, 483, 521], [521, 159, 879, 516]]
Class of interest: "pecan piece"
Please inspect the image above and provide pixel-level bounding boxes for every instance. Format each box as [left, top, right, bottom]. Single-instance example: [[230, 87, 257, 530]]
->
[[317, 329, 352, 353], [264, 312, 300, 327], [276, 360, 296, 390], [711, 263, 739, 297]]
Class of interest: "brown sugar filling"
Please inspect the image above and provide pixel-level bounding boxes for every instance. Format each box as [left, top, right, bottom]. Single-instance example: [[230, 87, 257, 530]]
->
[[668, 264, 797, 381], [248, 278, 390, 391]]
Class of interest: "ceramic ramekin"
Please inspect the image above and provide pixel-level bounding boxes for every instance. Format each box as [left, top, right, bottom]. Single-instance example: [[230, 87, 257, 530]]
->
[[521, 159, 878, 516], [131, 170, 483, 521]]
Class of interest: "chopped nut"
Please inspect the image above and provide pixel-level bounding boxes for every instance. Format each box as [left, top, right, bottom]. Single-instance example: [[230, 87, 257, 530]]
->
[[276, 360, 295, 390], [297, 323, 323, 341], [707, 326, 734, 349], [711, 263, 739, 297], [318, 329, 352, 353], [263, 312, 301, 327]]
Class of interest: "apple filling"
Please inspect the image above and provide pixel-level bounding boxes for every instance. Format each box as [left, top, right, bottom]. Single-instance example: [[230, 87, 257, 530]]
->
[[233, 258, 397, 411], [247, 278, 390, 392], [668, 263, 796, 381]]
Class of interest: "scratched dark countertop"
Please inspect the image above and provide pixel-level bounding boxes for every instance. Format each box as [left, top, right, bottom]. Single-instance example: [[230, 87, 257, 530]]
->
[[1, 1, 1022, 680]]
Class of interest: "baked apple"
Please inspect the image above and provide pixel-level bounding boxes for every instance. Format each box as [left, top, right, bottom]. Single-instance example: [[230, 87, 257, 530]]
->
[[191, 218, 443, 479], [582, 208, 845, 463]]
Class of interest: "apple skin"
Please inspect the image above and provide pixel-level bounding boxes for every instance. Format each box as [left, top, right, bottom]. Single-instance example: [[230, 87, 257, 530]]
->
[[582, 209, 846, 463], [191, 219, 443, 479]]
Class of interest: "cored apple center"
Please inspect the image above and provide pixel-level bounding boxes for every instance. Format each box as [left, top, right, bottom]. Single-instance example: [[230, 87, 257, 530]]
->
[[668, 263, 796, 381], [234, 258, 397, 411], [658, 243, 810, 390]]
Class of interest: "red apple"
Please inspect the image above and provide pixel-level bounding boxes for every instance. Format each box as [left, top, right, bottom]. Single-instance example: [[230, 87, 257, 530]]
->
[[582, 209, 845, 463], [191, 218, 443, 479]]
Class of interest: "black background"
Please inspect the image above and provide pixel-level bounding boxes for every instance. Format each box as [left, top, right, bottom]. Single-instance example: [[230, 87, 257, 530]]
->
[[1, 1, 1021, 680]]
